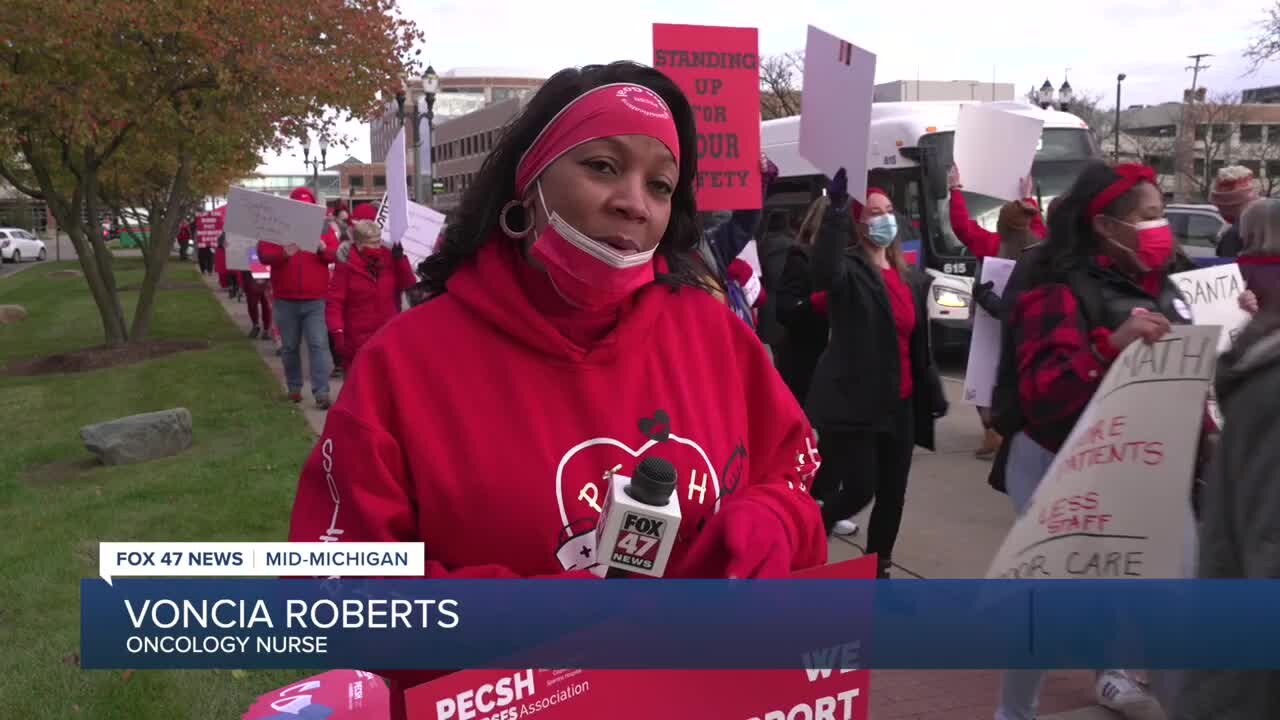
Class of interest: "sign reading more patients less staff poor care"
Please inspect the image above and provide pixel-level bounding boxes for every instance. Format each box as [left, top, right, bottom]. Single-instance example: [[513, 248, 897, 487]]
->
[[987, 325, 1219, 580], [653, 24, 762, 211]]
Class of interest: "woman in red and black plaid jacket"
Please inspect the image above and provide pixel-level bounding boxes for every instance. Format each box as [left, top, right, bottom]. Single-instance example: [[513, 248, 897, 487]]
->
[[996, 161, 1190, 720]]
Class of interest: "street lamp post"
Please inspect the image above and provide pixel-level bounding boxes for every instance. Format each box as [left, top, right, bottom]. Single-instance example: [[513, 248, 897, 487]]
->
[[394, 65, 441, 206], [1058, 79, 1073, 112], [1114, 73, 1127, 162], [301, 133, 328, 196], [1037, 79, 1055, 110]]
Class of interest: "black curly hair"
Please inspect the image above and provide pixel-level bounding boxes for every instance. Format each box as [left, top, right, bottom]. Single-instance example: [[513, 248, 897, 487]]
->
[[415, 61, 711, 297], [1032, 160, 1155, 282]]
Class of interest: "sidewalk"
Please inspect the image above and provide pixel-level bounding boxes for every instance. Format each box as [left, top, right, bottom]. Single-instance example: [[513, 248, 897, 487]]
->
[[201, 271, 336, 435], [203, 275, 1118, 720]]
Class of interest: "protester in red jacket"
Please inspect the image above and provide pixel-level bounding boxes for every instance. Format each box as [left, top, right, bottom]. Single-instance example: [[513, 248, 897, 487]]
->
[[325, 220, 416, 368], [257, 186, 340, 409], [947, 165, 1046, 258], [287, 63, 827, 715]]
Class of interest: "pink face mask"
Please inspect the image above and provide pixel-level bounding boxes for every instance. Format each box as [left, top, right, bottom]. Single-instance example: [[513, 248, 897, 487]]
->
[[1130, 218, 1174, 271], [527, 181, 657, 310]]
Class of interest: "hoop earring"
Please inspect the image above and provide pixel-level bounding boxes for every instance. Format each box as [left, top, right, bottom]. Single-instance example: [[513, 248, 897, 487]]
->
[[499, 200, 533, 239]]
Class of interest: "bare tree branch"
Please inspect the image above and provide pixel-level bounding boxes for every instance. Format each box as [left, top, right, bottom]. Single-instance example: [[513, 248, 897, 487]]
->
[[0, 157, 44, 199], [1246, 1, 1280, 71], [760, 52, 804, 121]]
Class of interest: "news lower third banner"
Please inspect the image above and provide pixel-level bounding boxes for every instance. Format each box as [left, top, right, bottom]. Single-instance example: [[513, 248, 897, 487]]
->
[[81, 577, 1280, 671]]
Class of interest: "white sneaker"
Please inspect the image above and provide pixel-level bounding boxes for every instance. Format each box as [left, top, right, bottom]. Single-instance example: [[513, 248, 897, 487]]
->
[[834, 519, 859, 536], [1095, 670, 1165, 720]]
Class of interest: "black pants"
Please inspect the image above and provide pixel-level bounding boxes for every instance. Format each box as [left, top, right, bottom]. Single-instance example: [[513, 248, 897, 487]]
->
[[197, 247, 215, 274], [813, 399, 915, 563]]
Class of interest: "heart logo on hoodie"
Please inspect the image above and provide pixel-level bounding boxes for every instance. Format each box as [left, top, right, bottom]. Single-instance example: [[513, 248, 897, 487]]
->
[[637, 410, 671, 442], [552, 429, 721, 574]]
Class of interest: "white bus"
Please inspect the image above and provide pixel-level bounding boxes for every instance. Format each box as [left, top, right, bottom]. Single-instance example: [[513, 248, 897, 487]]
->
[[760, 101, 1098, 348]]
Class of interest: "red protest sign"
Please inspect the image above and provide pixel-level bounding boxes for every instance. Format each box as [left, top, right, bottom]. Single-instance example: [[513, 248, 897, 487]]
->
[[404, 556, 874, 720], [653, 24, 761, 211]]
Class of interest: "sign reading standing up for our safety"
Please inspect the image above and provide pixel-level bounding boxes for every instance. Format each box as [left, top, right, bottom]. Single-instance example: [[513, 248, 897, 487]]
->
[[653, 23, 762, 211]]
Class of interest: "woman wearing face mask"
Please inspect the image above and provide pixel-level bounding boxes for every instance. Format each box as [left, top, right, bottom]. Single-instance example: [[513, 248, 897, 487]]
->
[[993, 162, 1189, 720], [805, 168, 949, 579], [287, 62, 827, 714], [324, 219, 416, 371]]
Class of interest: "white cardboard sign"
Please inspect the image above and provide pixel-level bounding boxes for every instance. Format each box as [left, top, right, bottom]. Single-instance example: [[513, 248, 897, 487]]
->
[[382, 200, 446, 269], [1171, 263, 1250, 353], [986, 325, 1220, 580], [953, 105, 1045, 203], [962, 257, 1017, 407], [224, 232, 256, 272], [799, 26, 876, 202], [224, 186, 326, 248], [386, 127, 409, 246]]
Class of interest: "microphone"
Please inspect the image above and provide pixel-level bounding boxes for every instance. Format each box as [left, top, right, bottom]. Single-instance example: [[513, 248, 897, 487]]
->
[[594, 457, 682, 578]]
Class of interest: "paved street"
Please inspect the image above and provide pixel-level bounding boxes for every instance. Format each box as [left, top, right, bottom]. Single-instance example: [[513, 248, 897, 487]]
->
[[0, 257, 45, 279]]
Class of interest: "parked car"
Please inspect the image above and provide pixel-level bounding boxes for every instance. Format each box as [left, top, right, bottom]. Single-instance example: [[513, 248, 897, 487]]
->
[[1166, 203, 1232, 267], [0, 227, 47, 263]]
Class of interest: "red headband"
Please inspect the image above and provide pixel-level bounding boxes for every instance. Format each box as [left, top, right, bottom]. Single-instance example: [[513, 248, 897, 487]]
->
[[515, 83, 681, 196], [1086, 164, 1156, 220]]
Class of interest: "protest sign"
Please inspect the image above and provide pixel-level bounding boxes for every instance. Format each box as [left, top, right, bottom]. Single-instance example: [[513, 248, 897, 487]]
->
[[986, 326, 1220, 580], [653, 23, 761, 210], [798, 26, 876, 203], [404, 556, 875, 720], [225, 186, 326, 248], [962, 257, 1016, 407], [382, 200, 445, 268], [953, 105, 1044, 202], [195, 209, 223, 248], [224, 232, 256, 272], [1172, 263, 1250, 353], [387, 127, 409, 245], [1172, 263, 1250, 427], [243, 669, 388, 720]]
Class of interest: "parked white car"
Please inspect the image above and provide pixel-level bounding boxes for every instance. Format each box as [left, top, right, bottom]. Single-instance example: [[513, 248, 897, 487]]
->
[[0, 227, 47, 263]]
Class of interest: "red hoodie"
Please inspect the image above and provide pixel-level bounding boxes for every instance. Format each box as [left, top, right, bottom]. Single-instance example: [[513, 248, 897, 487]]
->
[[257, 187, 339, 301], [949, 188, 1046, 258], [325, 246, 417, 365], [289, 238, 826, 575]]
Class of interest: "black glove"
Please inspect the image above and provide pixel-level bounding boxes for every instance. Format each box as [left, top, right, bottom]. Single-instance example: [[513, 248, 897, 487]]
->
[[826, 168, 848, 203], [391, 243, 404, 261], [973, 280, 1002, 318]]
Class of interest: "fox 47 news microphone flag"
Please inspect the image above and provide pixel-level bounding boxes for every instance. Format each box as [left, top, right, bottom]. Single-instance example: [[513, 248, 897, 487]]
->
[[594, 457, 681, 577]]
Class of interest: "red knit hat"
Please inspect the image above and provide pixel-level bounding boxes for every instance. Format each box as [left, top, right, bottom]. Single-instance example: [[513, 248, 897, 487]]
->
[[351, 203, 378, 222], [849, 187, 890, 222], [1210, 166, 1257, 207]]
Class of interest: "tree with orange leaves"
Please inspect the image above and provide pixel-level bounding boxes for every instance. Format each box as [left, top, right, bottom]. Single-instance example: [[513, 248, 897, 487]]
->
[[0, 0, 422, 346]]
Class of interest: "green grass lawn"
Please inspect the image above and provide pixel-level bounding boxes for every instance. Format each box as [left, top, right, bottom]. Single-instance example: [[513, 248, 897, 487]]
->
[[0, 259, 322, 719]]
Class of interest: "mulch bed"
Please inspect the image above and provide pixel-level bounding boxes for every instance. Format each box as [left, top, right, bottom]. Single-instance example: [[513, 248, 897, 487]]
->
[[1, 339, 209, 376]]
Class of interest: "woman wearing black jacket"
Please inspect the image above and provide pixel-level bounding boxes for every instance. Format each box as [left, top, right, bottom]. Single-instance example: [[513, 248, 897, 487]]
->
[[775, 195, 832, 405], [806, 168, 948, 578]]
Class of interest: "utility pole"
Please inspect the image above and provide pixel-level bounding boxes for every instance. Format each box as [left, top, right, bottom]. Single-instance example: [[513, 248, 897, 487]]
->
[[1186, 54, 1212, 94]]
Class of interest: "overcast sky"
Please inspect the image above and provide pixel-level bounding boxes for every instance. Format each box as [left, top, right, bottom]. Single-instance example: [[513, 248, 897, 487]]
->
[[257, 0, 1280, 174]]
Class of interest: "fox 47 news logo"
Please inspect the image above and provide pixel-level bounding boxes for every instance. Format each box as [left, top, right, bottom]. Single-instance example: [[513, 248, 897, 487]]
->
[[610, 512, 665, 570]]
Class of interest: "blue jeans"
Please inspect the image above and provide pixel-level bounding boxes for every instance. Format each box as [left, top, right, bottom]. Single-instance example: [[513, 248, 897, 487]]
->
[[274, 298, 331, 399]]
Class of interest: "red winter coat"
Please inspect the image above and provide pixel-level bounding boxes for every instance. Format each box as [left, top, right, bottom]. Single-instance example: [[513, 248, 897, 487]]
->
[[257, 229, 339, 301], [215, 244, 230, 287], [325, 246, 416, 366]]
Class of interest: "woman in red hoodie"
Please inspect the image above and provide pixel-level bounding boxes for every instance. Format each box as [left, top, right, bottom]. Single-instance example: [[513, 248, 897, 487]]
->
[[325, 219, 416, 369], [288, 61, 827, 712]]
